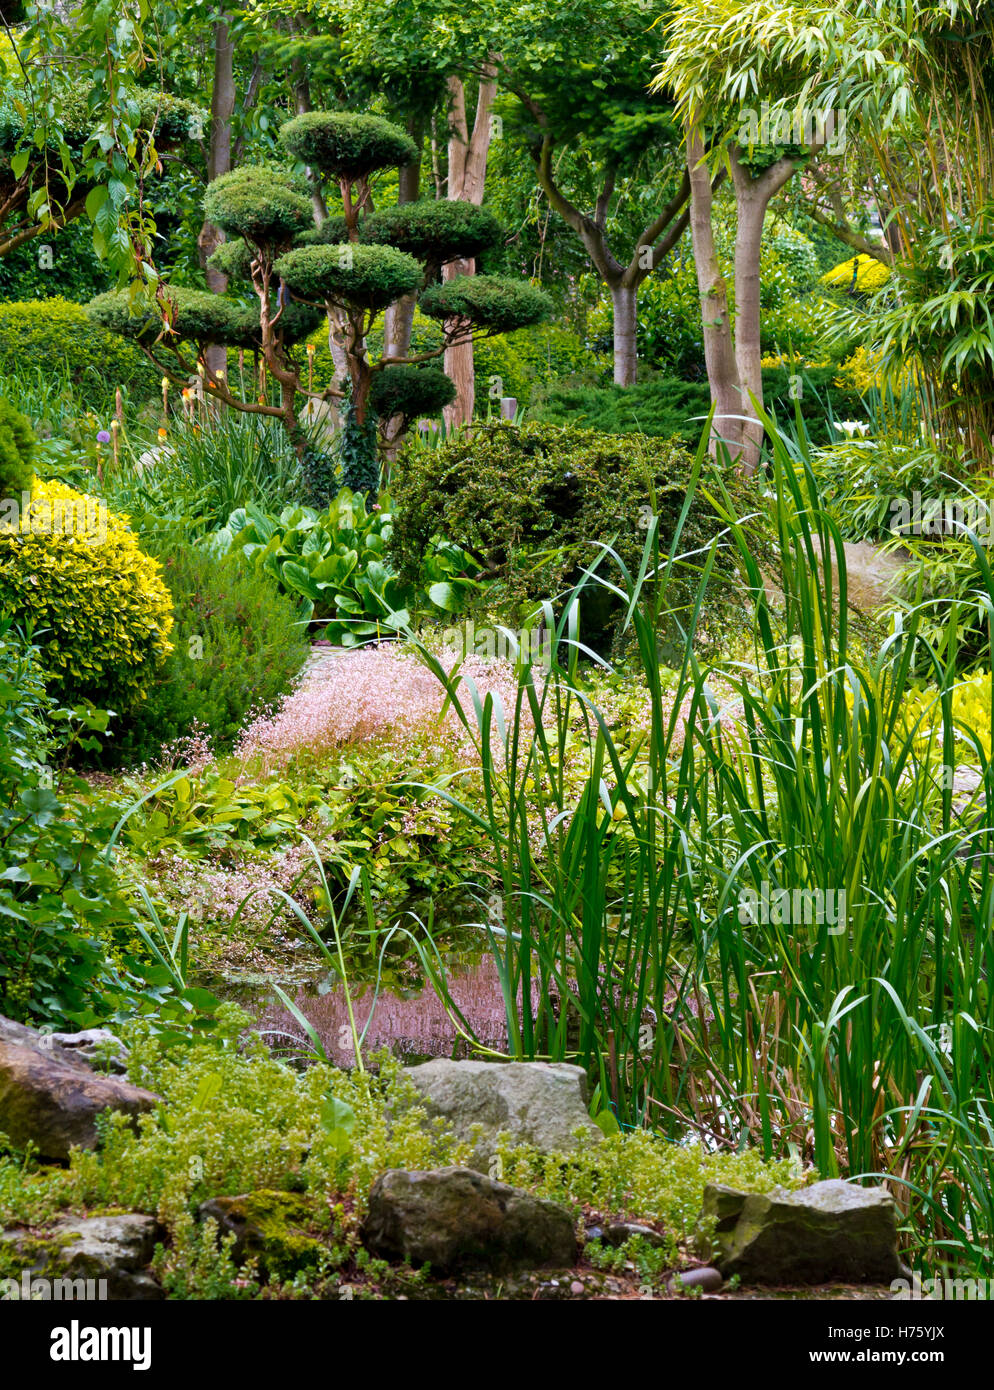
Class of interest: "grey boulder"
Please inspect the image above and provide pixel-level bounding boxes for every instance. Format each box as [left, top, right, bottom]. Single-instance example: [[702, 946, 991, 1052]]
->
[[0, 1214, 163, 1300], [698, 1179, 903, 1284], [363, 1167, 578, 1275], [401, 1059, 602, 1167]]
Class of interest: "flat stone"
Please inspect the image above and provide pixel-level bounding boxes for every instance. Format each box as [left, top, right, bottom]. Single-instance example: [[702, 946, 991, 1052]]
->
[[401, 1059, 602, 1168], [363, 1167, 579, 1275], [39, 1028, 129, 1075], [698, 1179, 903, 1284], [0, 1036, 158, 1163], [0, 1214, 162, 1300]]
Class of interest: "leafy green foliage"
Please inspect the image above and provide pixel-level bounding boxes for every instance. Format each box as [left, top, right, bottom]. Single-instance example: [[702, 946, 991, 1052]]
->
[[339, 379, 380, 496], [419, 274, 553, 334], [107, 543, 310, 769], [361, 201, 502, 270], [0, 620, 217, 1036], [88, 285, 247, 348], [0, 298, 159, 404], [0, 1022, 796, 1297], [212, 491, 474, 646], [203, 165, 313, 247], [274, 243, 422, 310], [0, 397, 35, 498], [279, 111, 418, 179], [390, 420, 750, 655], [808, 438, 960, 542], [205, 237, 256, 282], [100, 413, 304, 542], [369, 365, 455, 426], [0, 621, 132, 1024], [530, 366, 862, 447], [530, 375, 712, 444], [0, 218, 112, 302]]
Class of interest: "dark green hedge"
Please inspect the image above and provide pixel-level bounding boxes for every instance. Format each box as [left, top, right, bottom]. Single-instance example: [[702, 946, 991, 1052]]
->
[[0, 297, 160, 402]]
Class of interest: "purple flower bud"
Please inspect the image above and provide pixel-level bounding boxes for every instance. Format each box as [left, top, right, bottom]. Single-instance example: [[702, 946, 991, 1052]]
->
[[96, 430, 111, 444]]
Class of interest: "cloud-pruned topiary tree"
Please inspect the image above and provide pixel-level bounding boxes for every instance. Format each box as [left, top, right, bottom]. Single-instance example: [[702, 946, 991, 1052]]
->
[[87, 111, 552, 499]]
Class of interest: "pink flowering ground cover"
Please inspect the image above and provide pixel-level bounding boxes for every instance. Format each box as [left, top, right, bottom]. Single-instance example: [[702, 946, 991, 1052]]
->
[[234, 644, 527, 772]]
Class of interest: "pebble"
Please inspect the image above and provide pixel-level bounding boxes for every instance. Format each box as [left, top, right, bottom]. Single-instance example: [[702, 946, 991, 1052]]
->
[[570, 1280, 585, 1295], [668, 1265, 723, 1294]]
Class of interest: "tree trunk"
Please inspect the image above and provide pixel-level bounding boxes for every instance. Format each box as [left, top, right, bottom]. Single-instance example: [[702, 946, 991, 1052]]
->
[[197, 17, 235, 381], [732, 185, 767, 470], [443, 67, 497, 429], [686, 124, 741, 458], [610, 281, 638, 386], [729, 149, 799, 472], [383, 117, 424, 363]]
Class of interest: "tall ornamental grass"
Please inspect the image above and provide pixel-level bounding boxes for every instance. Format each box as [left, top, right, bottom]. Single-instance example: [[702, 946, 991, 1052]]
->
[[409, 410, 994, 1272]]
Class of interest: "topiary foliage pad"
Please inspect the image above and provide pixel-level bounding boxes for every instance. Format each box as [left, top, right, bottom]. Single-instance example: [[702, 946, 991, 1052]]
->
[[369, 365, 455, 421], [274, 243, 422, 311], [203, 165, 313, 245], [280, 111, 418, 181], [88, 286, 248, 347], [419, 275, 553, 335], [361, 202, 503, 269]]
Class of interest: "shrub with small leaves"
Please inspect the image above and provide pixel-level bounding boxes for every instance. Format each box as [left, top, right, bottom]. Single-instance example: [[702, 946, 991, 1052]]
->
[[280, 111, 418, 179], [106, 541, 310, 769], [419, 274, 553, 335], [361, 201, 502, 272], [203, 165, 313, 247], [369, 365, 455, 426], [0, 396, 35, 498], [0, 477, 173, 709], [0, 298, 159, 404], [275, 243, 422, 311]]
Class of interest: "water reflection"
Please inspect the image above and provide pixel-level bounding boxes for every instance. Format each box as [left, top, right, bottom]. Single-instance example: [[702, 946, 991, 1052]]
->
[[257, 954, 542, 1065]]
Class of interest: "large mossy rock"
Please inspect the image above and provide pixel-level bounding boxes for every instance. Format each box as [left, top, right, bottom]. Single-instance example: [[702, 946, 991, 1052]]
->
[[400, 1059, 602, 1168], [0, 1016, 158, 1163], [698, 1179, 904, 1284], [362, 1167, 578, 1275], [0, 1214, 163, 1300]]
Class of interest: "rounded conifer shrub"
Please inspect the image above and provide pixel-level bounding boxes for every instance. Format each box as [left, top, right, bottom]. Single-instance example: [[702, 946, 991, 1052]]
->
[[0, 397, 35, 498], [419, 275, 553, 334], [361, 202, 502, 269], [280, 111, 418, 180], [274, 243, 422, 310], [369, 365, 455, 422], [0, 478, 173, 708], [203, 165, 313, 245]]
